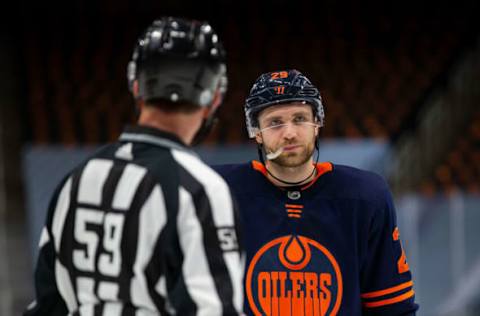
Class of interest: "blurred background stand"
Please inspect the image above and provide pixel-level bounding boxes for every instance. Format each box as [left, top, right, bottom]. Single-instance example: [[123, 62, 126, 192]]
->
[[0, 12, 33, 315]]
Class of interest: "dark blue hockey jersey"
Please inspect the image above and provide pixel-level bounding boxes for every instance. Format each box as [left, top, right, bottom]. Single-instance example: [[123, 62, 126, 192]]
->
[[214, 161, 418, 316]]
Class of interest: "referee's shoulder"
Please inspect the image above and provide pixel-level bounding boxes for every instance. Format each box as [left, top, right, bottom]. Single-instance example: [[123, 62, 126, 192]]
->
[[171, 148, 230, 189]]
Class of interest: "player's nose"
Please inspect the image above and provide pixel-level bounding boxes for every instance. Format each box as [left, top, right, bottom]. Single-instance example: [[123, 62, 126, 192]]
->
[[282, 123, 298, 139]]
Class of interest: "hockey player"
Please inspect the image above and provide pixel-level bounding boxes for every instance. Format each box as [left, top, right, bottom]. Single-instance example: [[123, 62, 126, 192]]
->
[[214, 69, 418, 315], [24, 17, 244, 315]]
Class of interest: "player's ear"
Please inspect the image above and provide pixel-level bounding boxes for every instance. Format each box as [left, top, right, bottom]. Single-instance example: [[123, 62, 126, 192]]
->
[[314, 116, 320, 137], [255, 132, 263, 144]]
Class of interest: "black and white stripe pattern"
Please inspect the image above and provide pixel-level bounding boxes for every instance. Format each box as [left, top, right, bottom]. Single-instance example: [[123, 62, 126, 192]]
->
[[173, 150, 243, 314], [29, 126, 243, 316]]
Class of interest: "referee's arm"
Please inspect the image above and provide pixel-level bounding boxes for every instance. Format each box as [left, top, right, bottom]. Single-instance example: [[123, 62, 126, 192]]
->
[[175, 181, 244, 315], [24, 180, 69, 316], [24, 228, 68, 316]]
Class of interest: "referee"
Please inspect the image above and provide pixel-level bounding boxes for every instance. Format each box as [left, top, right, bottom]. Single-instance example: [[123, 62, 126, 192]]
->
[[25, 17, 244, 315]]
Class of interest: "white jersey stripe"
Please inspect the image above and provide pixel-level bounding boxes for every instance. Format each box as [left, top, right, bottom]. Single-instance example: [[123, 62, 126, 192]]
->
[[76, 277, 97, 307], [78, 159, 113, 206], [112, 164, 147, 210], [55, 260, 78, 312], [38, 227, 49, 248], [102, 302, 123, 315], [77, 304, 94, 316], [131, 185, 167, 312], [135, 309, 160, 316], [172, 150, 234, 226], [177, 186, 222, 316], [172, 149, 244, 313], [98, 282, 119, 301], [224, 251, 244, 311], [154, 275, 167, 300], [51, 177, 72, 252]]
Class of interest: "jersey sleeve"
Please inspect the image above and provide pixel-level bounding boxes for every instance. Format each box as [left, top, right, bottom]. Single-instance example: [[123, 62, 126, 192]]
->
[[24, 180, 69, 316], [172, 175, 244, 315], [360, 183, 419, 316]]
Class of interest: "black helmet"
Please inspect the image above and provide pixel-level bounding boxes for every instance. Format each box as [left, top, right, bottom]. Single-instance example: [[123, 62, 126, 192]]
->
[[244, 69, 324, 137], [127, 17, 227, 107]]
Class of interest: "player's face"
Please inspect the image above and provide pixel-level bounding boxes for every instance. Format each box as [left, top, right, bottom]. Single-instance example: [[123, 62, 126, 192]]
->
[[256, 103, 319, 167]]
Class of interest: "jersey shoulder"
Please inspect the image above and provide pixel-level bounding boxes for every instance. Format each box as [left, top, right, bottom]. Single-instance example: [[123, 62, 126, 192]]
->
[[212, 162, 252, 178], [171, 149, 230, 190], [328, 164, 392, 205], [212, 162, 258, 181]]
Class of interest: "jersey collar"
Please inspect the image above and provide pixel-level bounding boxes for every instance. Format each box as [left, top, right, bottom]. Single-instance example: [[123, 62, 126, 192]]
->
[[119, 125, 193, 153], [251, 160, 333, 191]]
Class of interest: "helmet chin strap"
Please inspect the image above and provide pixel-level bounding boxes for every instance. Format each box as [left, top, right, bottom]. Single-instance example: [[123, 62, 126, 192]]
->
[[257, 140, 320, 186]]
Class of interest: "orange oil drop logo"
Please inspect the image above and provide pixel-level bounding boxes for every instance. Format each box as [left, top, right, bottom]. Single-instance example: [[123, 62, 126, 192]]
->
[[279, 235, 311, 270], [246, 235, 343, 316], [285, 236, 304, 262]]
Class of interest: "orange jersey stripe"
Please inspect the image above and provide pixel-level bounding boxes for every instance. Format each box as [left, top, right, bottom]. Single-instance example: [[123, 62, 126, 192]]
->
[[363, 290, 415, 308], [251, 161, 333, 190], [251, 160, 268, 176], [285, 204, 304, 209], [288, 214, 301, 218], [287, 209, 302, 214], [361, 281, 413, 299], [301, 162, 333, 190]]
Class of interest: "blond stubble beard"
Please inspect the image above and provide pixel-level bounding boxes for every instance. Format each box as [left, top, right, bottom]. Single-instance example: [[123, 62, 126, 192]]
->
[[266, 140, 316, 168]]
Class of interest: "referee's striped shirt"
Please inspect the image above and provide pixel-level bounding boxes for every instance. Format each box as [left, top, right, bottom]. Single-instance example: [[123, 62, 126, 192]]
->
[[25, 126, 244, 316]]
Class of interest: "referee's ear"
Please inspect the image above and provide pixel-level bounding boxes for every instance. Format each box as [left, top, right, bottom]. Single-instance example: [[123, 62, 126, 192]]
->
[[132, 80, 145, 118], [202, 88, 223, 119], [133, 80, 140, 98]]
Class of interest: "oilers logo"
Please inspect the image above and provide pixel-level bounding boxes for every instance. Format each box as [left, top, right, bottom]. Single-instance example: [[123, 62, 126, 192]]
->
[[246, 235, 343, 316]]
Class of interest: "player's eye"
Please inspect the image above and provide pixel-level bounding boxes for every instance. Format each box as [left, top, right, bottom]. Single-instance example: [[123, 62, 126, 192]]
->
[[268, 119, 284, 127], [293, 115, 308, 123]]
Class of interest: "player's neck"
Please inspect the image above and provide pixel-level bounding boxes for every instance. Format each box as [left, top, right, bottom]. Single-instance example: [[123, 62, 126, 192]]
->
[[138, 106, 204, 145], [265, 159, 316, 187]]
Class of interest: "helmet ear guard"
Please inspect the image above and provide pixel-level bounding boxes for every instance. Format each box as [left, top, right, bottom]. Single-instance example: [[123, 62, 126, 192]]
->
[[244, 69, 325, 138]]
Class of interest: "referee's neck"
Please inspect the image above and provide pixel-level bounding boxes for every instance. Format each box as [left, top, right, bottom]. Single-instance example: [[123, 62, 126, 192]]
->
[[137, 106, 205, 145]]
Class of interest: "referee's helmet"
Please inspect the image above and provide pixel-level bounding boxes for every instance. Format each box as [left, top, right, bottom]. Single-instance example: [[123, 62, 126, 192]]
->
[[127, 17, 227, 108]]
